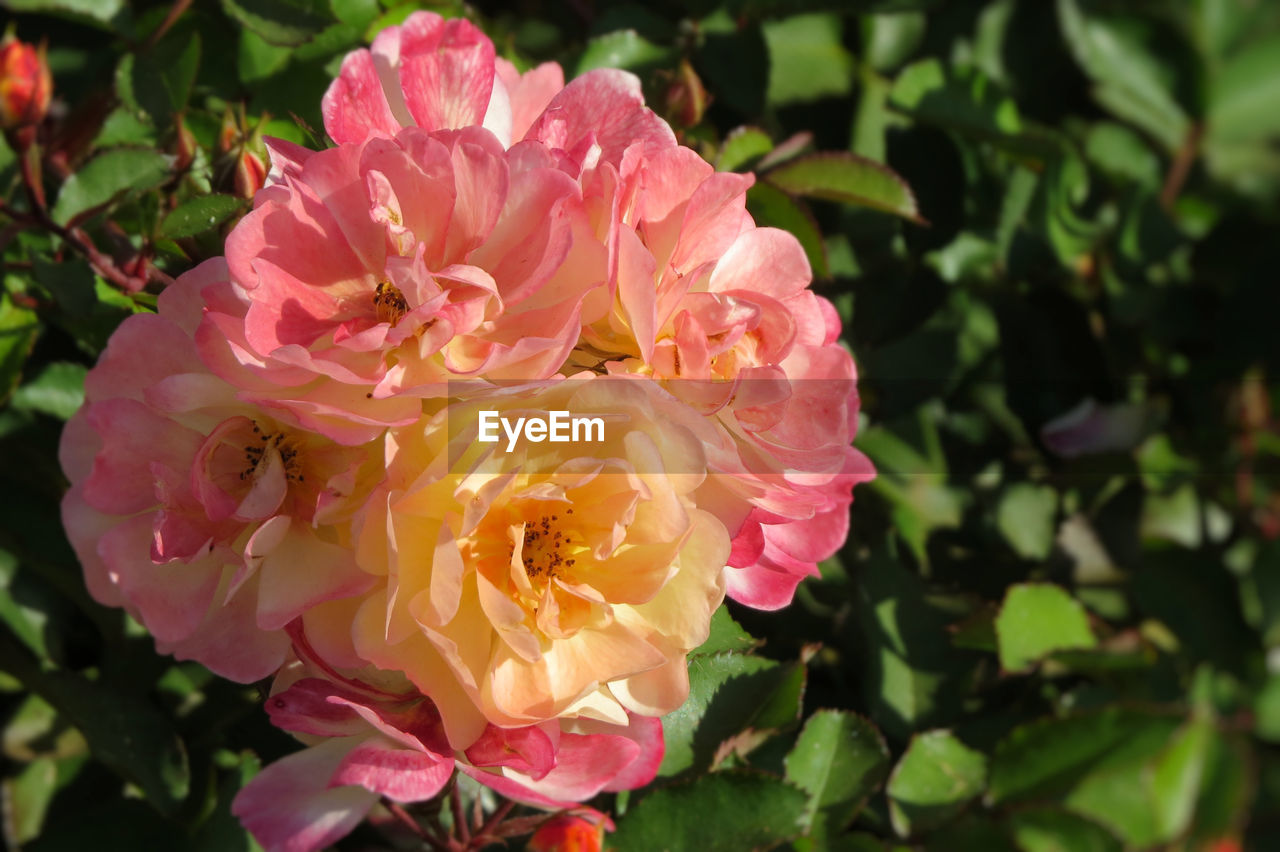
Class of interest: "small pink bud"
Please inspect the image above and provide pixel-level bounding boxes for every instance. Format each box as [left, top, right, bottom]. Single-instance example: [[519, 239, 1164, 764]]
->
[[0, 37, 52, 130], [174, 113, 197, 173], [234, 148, 266, 199]]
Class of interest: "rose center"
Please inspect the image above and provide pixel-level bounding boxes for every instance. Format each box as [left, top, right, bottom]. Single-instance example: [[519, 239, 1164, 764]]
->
[[373, 280, 409, 327]]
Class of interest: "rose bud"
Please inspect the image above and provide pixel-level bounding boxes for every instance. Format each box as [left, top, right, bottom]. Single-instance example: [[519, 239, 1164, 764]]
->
[[0, 35, 52, 130], [233, 147, 266, 199], [528, 815, 604, 852]]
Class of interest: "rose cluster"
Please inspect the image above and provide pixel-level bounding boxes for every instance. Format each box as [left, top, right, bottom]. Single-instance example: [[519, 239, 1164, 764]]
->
[[59, 13, 873, 850]]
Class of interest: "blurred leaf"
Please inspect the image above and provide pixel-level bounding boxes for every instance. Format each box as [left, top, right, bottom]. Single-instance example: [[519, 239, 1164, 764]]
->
[[611, 770, 806, 852], [330, 0, 378, 30], [2, 757, 58, 846], [1084, 122, 1162, 188], [238, 28, 293, 84], [996, 583, 1097, 671], [2, 0, 124, 28], [785, 710, 890, 838], [51, 149, 174, 226], [887, 729, 987, 837], [718, 127, 773, 172], [1257, 675, 1280, 743], [0, 295, 40, 404], [11, 363, 87, 421], [996, 483, 1059, 560], [763, 14, 854, 105], [890, 58, 1026, 144], [1006, 808, 1122, 852], [864, 12, 927, 72], [117, 30, 201, 127], [160, 195, 246, 239], [765, 153, 923, 222], [1149, 717, 1215, 840], [31, 259, 96, 317], [1056, 0, 1190, 152], [220, 0, 333, 47], [1, 634, 191, 818], [1207, 36, 1280, 143], [576, 29, 672, 75], [989, 709, 1178, 805]]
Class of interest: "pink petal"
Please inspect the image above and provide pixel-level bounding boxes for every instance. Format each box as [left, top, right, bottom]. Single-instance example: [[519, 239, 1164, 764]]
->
[[323, 48, 401, 145], [527, 69, 675, 166], [398, 14, 496, 133], [497, 59, 565, 141], [233, 738, 378, 852], [331, 736, 454, 803], [465, 723, 558, 780]]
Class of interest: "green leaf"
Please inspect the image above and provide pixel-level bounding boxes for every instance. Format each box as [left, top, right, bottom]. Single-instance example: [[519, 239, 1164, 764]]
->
[[11, 363, 87, 421], [988, 709, 1178, 805], [995, 583, 1097, 671], [718, 126, 773, 172], [887, 730, 988, 837], [996, 483, 1059, 560], [611, 770, 807, 852], [330, 0, 379, 30], [221, 0, 334, 47], [763, 14, 854, 106], [1207, 36, 1280, 143], [694, 607, 759, 658], [1, 631, 191, 819], [1148, 718, 1215, 840], [785, 711, 891, 838], [51, 148, 174, 226], [890, 58, 1026, 144], [2, 757, 59, 845], [863, 12, 927, 72], [161, 195, 247, 239], [1, 0, 125, 29], [117, 30, 201, 127], [1006, 808, 1122, 852], [0, 294, 40, 405], [1256, 674, 1280, 743], [238, 28, 293, 84], [659, 651, 799, 777], [765, 153, 923, 223], [576, 29, 672, 75], [746, 183, 829, 278], [1056, 0, 1190, 152]]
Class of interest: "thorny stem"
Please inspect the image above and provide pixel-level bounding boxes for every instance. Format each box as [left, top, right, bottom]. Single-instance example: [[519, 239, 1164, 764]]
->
[[471, 800, 517, 847], [452, 787, 471, 844], [142, 0, 194, 52], [2, 133, 153, 294]]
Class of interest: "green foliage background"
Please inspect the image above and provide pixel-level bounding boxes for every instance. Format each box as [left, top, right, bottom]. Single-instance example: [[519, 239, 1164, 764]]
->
[[3, 0, 1280, 849]]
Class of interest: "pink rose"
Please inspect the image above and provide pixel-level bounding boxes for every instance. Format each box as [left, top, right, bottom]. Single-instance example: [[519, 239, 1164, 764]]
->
[[199, 125, 602, 445], [233, 669, 660, 852], [59, 261, 379, 681]]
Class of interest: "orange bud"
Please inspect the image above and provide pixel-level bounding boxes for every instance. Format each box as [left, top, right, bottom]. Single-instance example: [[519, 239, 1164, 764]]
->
[[664, 59, 709, 128], [0, 37, 52, 130], [174, 113, 198, 172], [234, 148, 266, 199], [527, 815, 604, 852]]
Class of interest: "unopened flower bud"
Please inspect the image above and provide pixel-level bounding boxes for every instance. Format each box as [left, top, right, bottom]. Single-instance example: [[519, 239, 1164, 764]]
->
[[528, 815, 604, 852], [664, 59, 709, 128], [174, 113, 197, 173], [234, 148, 266, 199], [0, 36, 52, 130]]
